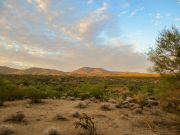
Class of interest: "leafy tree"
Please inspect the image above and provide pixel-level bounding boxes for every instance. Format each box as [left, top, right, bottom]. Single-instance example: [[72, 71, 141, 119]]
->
[[148, 26, 180, 77], [148, 26, 180, 112]]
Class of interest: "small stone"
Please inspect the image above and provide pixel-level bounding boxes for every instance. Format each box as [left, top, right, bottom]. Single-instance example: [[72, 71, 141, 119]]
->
[[0, 125, 15, 135], [55, 114, 69, 121], [125, 97, 135, 102], [108, 99, 117, 104], [25, 104, 31, 108], [100, 103, 113, 111], [84, 99, 91, 105], [71, 111, 80, 118], [77, 101, 88, 108], [133, 108, 142, 114], [44, 127, 61, 135]]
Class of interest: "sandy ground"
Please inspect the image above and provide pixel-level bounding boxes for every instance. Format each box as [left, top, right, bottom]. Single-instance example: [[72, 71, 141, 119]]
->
[[0, 99, 179, 135]]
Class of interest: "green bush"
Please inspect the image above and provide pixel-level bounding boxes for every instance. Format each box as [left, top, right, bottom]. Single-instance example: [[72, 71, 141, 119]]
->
[[156, 76, 180, 113], [75, 82, 106, 99]]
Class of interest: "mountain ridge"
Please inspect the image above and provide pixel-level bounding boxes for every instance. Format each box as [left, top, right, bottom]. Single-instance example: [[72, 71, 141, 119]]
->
[[0, 66, 159, 77]]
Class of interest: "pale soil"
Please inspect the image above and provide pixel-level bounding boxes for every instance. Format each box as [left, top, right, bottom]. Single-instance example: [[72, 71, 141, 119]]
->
[[0, 99, 179, 135]]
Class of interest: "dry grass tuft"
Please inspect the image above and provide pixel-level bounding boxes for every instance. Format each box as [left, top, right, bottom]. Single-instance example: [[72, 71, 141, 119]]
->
[[4, 112, 26, 123], [30, 98, 43, 104], [75, 113, 97, 135], [0, 125, 15, 135], [0, 101, 4, 106], [44, 127, 61, 135], [55, 114, 69, 121]]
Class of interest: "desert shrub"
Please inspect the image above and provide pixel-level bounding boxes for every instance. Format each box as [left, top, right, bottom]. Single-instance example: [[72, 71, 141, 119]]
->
[[133, 91, 148, 112], [75, 113, 97, 135], [0, 101, 3, 106], [4, 112, 26, 123], [44, 127, 61, 135], [75, 82, 106, 99], [156, 77, 180, 113], [0, 125, 15, 135]]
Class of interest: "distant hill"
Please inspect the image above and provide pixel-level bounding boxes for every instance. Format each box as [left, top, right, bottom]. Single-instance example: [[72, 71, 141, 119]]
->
[[72, 67, 111, 75], [0, 66, 64, 75], [0, 66, 159, 77], [0, 66, 21, 74]]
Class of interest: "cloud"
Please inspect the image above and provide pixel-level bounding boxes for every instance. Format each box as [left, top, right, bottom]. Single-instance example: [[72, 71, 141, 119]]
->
[[176, 0, 180, 4], [34, 0, 51, 12], [87, 0, 94, 5], [0, 0, 151, 72], [155, 13, 163, 20], [175, 18, 180, 21], [120, 0, 130, 9], [130, 7, 144, 17], [151, 12, 163, 26]]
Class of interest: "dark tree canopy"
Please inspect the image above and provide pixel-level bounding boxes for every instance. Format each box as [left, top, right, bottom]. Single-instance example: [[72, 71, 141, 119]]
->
[[148, 26, 180, 76]]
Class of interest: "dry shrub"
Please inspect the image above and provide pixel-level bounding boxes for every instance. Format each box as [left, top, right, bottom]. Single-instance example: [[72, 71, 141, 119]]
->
[[30, 98, 43, 104], [132, 116, 156, 131], [0, 101, 3, 106], [55, 114, 69, 121], [4, 112, 26, 123], [0, 125, 15, 135], [75, 113, 97, 135], [44, 127, 61, 135]]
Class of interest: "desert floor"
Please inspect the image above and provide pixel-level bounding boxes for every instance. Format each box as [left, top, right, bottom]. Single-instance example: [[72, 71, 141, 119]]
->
[[0, 99, 179, 135]]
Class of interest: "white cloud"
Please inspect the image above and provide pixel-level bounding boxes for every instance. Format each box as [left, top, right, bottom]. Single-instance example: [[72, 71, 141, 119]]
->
[[175, 18, 180, 21], [0, 0, 151, 72], [120, 0, 130, 9], [35, 0, 51, 12], [130, 7, 144, 17], [87, 0, 94, 4], [118, 10, 128, 16], [155, 13, 163, 20]]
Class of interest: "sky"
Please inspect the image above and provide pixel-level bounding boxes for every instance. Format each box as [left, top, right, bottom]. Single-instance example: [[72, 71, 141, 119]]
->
[[0, 0, 179, 72]]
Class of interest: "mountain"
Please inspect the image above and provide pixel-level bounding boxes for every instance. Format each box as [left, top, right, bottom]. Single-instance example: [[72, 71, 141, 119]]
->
[[0, 66, 64, 75], [19, 67, 64, 75], [0, 66, 20, 74], [72, 67, 111, 75], [0, 66, 159, 77]]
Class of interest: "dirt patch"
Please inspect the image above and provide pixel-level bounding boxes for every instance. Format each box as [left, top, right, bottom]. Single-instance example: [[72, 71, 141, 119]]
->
[[0, 99, 179, 135]]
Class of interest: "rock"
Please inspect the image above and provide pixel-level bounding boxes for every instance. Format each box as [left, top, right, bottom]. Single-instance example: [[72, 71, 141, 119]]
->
[[0, 125, 15, 135], [115, 101, 129, 108], [133, 108, 142, 114], [67, 96, 75, 101], [129, 103, 140, 110], [71, 111, 80, 118], [55, 114, 69, 121], [108, 98, 117, 104], [84, 99, 91, 105], [25, 104, 31, 108], [120, 103, 130, 108], [145, 99, 159, 106], [125, 97, 135, 102], [90, 97, 96, 101], [44, 127, 61, 135], [100, 103, 113, 111], [61, 96, 66, 100], [77, 101, 88, 108]]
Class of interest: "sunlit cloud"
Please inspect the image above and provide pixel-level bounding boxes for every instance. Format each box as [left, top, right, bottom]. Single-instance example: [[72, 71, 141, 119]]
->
[[0, 0, 179, 72]]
